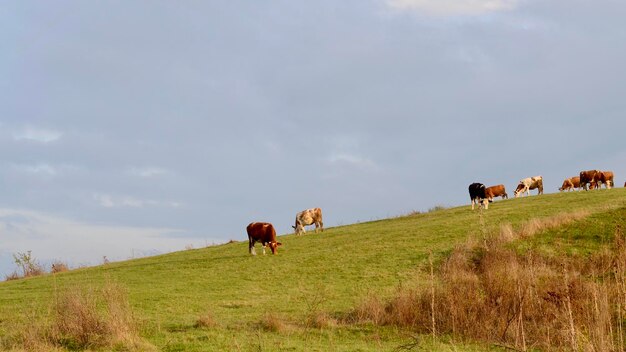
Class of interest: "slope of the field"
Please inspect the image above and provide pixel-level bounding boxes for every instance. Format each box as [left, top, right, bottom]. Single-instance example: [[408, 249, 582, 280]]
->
[[1, 188, 625, 351]]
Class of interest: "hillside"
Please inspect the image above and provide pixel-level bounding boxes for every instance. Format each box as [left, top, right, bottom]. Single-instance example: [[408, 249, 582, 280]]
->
[[1, 188, 625, 351]]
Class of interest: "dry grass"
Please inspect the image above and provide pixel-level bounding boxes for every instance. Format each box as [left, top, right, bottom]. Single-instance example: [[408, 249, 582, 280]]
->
[[306, 311, 338, 329], [349, 213, 626, 351], [195, 311, 218, 329], [259, 312, 288, 333], [50, 261, 69, 274], [5, 281, 154, 351], [52, 282, 152, 350], [4, 271, 21, 281], [349, 292, 389, 326]]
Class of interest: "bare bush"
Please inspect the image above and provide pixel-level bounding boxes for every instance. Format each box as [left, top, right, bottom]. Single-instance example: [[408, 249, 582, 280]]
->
[[4, 271, 20, 281], [350, 214, 626, 351], [6, 282, 154, 351], [307, 311, 338, 329], [50, 282, 148, 350], [195, 311, 218, 328], [259, 312, 288, 333], [50, 261, 69, 274]]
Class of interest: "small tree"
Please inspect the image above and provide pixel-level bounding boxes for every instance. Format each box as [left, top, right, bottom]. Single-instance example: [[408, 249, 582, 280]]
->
[[13, 250, 45, 278]]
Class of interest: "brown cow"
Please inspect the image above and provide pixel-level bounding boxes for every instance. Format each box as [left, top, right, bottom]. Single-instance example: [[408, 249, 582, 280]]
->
[[292, 208, 323, 235], [559, 176, 581, 192], [485, 184, 508, 201], [579, 170, 600, 191], [247, 222, 282, 255], [598, 171, 614, 189]]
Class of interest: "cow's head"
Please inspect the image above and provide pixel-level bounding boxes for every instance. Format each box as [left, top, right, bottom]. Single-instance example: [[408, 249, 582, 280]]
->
[[513, 184, 525, 198], [292, 223, 304, 235], [268, 241, 282, 254]]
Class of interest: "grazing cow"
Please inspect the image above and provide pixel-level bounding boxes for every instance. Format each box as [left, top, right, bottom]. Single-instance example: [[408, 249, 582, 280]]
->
[[579, 170, 600, 191], [468, 183, 489, 210], [559, 176, 581, 192], [514, 176, 544, 197], [247, 222, 282, 255], [292, 208, 323, 235], [485, 184, 508, 201], [598, 171, 614, 189]]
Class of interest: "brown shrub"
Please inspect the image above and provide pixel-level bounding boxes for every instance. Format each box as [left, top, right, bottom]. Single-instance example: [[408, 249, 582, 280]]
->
[[8, 282, 153, 351], [50, 261, 69, 274], [259, 312, 288, 333], [4, 271, 20, 281], [195, 311, 218, 328], [50, 282, 148, 350], [351, 214, 626, 351], [307, 311, 338, 329], [349, 292, 387, 325]]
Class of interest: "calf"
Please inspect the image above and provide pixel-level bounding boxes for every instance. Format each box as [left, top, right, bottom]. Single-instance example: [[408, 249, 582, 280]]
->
[[514, 176, 543, 197], [468, 183, 489, 210], [247, 222, 282, 255], [559, 176, 580, 192], [485, 184, 508, 201], [292, 208, 324, 235]]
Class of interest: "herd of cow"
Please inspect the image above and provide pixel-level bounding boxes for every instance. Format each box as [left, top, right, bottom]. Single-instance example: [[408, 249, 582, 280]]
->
[[469, 169, 617, 210], [246, 207, 323, 255], [246, 170, 619, 256]]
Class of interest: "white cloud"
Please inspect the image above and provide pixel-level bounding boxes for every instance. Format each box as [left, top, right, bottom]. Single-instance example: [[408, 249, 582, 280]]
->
[[128, 167, 169, 178], [0, 208, 213, 276], [327, 153, 377, 168], [13, 163, 58, 176], [386, 0, 520, 16], [13, 128, 62, 143], [93, 193, 182, 208]]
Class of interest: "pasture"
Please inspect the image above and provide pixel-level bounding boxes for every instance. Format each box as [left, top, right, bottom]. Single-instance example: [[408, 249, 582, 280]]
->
[[1, 188, 625, 351]]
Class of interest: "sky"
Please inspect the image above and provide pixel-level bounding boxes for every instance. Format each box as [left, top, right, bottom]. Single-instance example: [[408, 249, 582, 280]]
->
[[1, 0, 625, 276]]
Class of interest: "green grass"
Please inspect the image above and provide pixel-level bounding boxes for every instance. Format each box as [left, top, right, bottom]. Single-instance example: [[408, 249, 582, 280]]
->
[[1, 188, 625, 351]]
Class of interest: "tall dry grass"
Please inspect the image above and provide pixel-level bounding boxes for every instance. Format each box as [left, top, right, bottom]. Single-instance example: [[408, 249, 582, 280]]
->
[[349, 213, 626, 351], [5, 281, 154, 351], [50, 261, 69, 274]]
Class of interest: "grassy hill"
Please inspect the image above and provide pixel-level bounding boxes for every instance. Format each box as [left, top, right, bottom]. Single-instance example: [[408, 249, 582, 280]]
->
[[1, 188, 625, 351]]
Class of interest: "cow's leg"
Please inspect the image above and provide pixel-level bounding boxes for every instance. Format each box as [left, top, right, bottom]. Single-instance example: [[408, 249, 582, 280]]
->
[[262, 244, 267, 255], [471, 199, 475, 210], [249, 239, 257, 256], [319, 220, 323, 232]]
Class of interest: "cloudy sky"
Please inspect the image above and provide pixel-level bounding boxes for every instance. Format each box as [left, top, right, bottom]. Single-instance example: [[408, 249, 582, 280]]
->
[[1, 0, 625, 276]]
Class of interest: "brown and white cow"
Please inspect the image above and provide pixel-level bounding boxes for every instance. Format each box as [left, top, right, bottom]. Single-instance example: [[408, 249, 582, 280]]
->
[[292, 208, 323, 235], [598, 171, 614, 189], [514, 176, 543, 197], [580, 170, 600, 191], [247, 222, 282, 255], [559, 176, 581, 192], [485, 184, 508, 201]]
